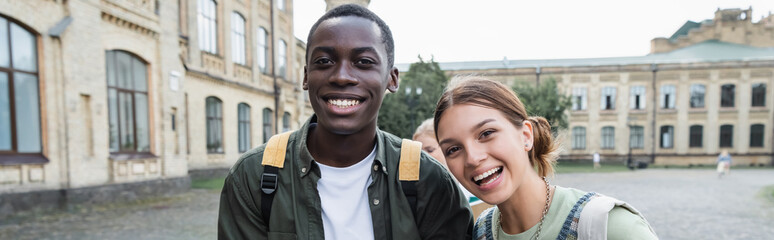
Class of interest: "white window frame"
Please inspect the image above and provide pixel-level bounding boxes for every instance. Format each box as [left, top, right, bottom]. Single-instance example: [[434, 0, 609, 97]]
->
[[572, 87, 587, 111], [601, 87, 616, 110], [256, 27, 268, 73], [197, 0, 218, 54], [690, 84, 705, 108], [277, 39, 287, 78], [660, 85, 676, 109], [629, 86, 646, 110], [231, 12, 246, 65]]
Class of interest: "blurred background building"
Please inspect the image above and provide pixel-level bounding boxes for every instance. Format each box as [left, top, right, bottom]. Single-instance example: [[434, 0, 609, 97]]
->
[[0, 0, 318, 215], [399, 8, 774, 167]]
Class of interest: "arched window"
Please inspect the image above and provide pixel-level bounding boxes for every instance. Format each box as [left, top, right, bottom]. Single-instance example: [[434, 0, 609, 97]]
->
[[263, 108, 273, 143], [206, 97, 223, 153], [106, 50, 150, 154], [721, 84, 735, 108], [282, 112, 291, 133], [689, 125, 703, 147], [197, 0, 218, 54], [571, 127, 586, 149], [256, 27, 268, 73], [719, 125, 733, 147], [231, 12, 246, 65], [750, 124, 764, 147], [238, 103, 251, 152], [629, 126, 644, 149], [660, 125, 674, 148], [601, 126, 615, 149], [277, 39, 287, 78], [0, 16, 43, 163]]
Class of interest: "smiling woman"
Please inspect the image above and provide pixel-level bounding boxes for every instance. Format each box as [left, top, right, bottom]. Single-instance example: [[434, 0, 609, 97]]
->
[[434, 76, 658, 240]]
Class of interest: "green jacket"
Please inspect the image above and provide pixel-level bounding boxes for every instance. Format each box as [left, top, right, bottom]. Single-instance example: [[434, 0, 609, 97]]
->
[[218, 116, 474, 239]]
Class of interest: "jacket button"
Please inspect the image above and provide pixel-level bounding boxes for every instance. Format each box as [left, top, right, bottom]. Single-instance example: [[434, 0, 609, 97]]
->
[[373, 165, 379, 171], [301, 167, 307, 173], [373, 199, 380, 205]]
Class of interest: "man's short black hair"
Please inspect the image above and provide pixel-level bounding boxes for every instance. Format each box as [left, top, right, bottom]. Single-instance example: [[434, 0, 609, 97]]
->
[[306, 4, 395, 67]]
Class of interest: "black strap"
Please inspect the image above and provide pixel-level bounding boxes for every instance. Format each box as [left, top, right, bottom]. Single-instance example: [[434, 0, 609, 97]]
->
[[260, 166, 279, 225], [401, 180, 418, 216]]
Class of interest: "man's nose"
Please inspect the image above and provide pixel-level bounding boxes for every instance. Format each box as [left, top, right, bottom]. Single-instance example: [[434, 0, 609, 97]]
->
[[329, 63, 358, 86]]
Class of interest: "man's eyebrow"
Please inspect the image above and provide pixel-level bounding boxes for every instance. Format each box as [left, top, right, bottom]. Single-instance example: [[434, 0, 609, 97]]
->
[[437, 119, 496, 146], [310, 46, 335, 56], [352, 47, 378, 56]]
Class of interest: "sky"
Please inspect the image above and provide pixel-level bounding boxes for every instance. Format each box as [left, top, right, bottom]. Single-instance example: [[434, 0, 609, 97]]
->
[[293, 0, 774, 65]]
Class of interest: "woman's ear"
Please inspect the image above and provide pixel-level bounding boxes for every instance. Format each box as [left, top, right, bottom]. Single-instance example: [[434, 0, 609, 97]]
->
[[522, 120, 534, 151]]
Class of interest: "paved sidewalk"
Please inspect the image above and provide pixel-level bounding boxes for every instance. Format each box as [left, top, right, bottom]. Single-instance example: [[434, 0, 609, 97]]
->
[[1, 169, 772, 240]]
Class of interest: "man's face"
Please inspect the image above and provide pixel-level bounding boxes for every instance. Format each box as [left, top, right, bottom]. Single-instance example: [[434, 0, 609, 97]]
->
[[303, 16, 398, 135]]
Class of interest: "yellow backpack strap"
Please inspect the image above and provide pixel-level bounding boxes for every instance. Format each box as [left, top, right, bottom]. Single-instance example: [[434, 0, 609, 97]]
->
[[399, 139, 422, 181], [260, 131, 293, 226], [261, 131, 293, 168], [399, 139, 422, 217]]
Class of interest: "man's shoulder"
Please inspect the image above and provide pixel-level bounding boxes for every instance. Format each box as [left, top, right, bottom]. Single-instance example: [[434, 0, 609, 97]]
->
[[227, 144, 268, 178]]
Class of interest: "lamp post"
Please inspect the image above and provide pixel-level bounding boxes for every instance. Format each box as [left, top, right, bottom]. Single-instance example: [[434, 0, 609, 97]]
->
[[405, 86, 423, 132]]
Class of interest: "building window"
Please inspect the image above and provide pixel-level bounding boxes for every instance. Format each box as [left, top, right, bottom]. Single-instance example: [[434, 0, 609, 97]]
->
[[282, 112, 291, 132], [263, 108, 273, 143], [629, 126, 644, 149], [721, 84, 735, 108], [231, 12, 246, 65], [0, 16, 43, 161], [601, 87, 616, 110], [660, 85, 676, 109], [752, 83, 766, 107], [206, 97, 223, 153], [601, 126, 615, 149], [629, 86, 646, 110], [571, 87, 587, 111], [276, 0, 285, 11], [257, 27, 268, 74], [719, 124, 733, 147], [689, 125, 703, 148], [238, 103, 251, 153], [660, 125, 674, 148], [572, 126, 586, 149], [690, 84, 705, 108], [277, 39, 287, 78], [750, 124, 764, 148], [197, 0, 217, 54], [106, 51, 150, 153]]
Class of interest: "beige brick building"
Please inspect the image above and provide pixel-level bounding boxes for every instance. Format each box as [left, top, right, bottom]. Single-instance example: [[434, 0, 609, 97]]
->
[[0, 0, 312, 215], [399, 8, 774, 167]]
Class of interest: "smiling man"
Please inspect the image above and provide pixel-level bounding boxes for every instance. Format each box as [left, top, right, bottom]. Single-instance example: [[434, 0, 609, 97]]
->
[[217, 4, 473, 240]]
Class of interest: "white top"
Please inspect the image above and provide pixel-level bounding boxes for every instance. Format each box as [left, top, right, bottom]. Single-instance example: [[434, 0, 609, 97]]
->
[[317, 147, 377, 240], [593, 153, 600, 163]]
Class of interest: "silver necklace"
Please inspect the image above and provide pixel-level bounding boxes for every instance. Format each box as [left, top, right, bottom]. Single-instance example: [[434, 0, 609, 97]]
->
[[495, 176, 551, 240]]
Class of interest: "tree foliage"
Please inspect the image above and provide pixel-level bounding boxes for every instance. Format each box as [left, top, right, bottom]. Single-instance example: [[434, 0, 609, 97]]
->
[[512, 78, 572, 133], [378, 57, 448, 138]]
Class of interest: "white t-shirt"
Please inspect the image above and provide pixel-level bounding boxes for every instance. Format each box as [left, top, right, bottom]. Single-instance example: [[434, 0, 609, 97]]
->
[[316, 147, 377, 240]]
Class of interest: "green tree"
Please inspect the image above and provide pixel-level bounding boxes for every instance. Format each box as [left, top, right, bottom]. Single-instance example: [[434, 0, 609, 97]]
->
[[378, 57, 448, 138], [512, 78, 572, 133]]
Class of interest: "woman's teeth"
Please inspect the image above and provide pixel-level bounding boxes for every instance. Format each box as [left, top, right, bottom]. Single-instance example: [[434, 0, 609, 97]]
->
[[328, 99, 360, 108], [473, 167, 503, 185]]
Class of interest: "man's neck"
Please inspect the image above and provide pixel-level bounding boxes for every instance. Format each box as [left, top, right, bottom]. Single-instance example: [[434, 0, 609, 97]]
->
[[307, 125, 377, 168]]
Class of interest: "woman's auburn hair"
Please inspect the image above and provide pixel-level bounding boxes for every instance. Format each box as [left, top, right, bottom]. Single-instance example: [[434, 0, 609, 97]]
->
[[433, 76, 557, 177]]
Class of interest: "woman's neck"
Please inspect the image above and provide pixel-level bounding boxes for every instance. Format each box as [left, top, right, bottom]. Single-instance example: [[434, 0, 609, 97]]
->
[[496, 174, 553, 235]]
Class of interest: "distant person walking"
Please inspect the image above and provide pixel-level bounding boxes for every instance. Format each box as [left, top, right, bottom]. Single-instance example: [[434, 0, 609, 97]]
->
[[717, 150, 732, 178], [593, 151, 601, 169]]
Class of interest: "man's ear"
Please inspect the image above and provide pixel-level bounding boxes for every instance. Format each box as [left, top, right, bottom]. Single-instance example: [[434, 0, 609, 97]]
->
[[386, 67, 399, 93], [302, 66, 309, 90]]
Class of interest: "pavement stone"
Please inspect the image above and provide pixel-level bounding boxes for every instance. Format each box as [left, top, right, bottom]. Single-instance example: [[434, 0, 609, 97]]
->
[[0, 169, 772, 239]]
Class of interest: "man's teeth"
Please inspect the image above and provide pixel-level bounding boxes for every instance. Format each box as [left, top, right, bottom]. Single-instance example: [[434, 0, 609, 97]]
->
[[474, 167, 501, 182], [328, 99, 360, 108]]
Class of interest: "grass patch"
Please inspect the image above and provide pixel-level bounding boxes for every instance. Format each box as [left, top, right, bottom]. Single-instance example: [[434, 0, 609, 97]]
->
[[554, 162, 631, 174], [759, 185, 774, 205], [192, 177, 226, 190]]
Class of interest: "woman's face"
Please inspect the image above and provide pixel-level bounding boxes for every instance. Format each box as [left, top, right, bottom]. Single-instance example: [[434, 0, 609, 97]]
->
[[436, 103, 533, 205], [415, 134, 447, 168]]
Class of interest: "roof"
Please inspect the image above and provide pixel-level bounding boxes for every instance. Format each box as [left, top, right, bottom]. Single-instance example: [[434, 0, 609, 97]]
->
[[395, 40, 774, 72], [669, 20, 703, 42]]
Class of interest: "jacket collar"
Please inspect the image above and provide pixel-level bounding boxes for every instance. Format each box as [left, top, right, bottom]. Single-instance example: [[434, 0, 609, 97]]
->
[[296, 115, 388, 178]]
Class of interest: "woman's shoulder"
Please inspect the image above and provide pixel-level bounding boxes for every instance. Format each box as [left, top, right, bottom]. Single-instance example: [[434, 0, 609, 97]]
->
[[606, 206, 658, 239]]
